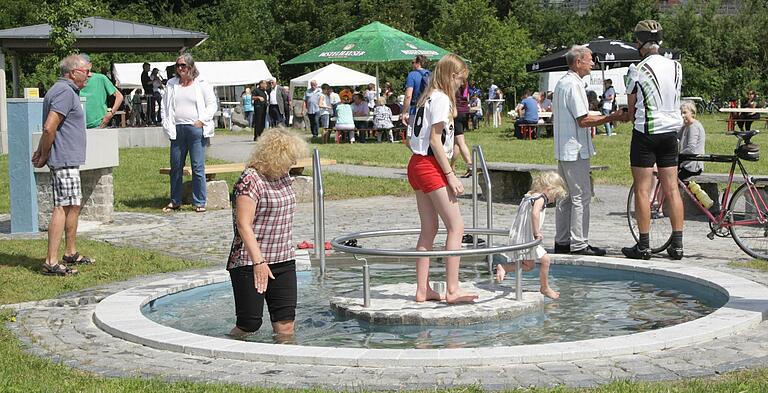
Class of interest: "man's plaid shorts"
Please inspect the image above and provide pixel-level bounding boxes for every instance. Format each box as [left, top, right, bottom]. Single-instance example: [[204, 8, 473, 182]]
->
[[50, 166, 82, 207]]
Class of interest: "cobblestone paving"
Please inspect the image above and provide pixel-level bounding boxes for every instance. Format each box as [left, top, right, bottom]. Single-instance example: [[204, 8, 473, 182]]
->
[[3, 137, 768, 389]]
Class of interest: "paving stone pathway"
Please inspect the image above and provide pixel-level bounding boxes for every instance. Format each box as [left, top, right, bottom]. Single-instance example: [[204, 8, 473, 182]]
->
[[3, 134, 768, 389]]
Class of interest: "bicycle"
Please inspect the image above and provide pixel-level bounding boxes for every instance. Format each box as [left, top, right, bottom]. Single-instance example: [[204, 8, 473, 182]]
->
[[626, 130, 768, 259], [703, 96, 721, 114]]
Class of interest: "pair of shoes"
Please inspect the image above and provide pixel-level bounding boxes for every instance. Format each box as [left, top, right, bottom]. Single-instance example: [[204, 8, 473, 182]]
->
[[461, 234, 486, 245], [195, 206, 207, 213], [554, 243, 570, 254], [42, 263, 78, 276], [297, 241, 314, 249], [162, 203, 180, 213], [461, 169, 473, 178], [342, 239, 361, 248], [622, 244, 651, 260], [666, 245, 684, 260], [62, 252, 94, 265], [572, 245, 607, 256]]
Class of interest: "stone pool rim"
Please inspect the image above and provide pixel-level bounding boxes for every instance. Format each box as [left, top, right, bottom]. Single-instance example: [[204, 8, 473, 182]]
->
[[93, 255, 768, 367]]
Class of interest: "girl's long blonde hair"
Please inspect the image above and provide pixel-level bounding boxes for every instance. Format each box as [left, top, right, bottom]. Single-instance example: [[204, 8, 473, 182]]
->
[[416, 53, 467, 118], [247, 127, 309, 180], [531, 171, 568, 201]]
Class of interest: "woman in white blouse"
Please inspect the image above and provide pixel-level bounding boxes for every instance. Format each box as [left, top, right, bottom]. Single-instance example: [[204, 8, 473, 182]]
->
[[161, 53, 218, 213]]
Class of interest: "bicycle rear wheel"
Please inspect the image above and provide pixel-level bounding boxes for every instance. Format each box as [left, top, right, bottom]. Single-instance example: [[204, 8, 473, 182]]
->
[[729, 182, 768, 260], [626, 184, 672, 253]]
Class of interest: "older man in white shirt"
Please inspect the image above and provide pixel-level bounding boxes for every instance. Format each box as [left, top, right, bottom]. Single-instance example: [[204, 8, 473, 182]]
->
[[552, 45, 621, 256]]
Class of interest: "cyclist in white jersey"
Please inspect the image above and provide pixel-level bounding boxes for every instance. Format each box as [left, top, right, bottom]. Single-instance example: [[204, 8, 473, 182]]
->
[[620, 20, 686, 261]]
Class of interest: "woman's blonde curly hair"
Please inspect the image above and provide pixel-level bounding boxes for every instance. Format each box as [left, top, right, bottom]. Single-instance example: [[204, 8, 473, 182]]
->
[[247, 127, 309, 180], [531, 171, 568, 201]]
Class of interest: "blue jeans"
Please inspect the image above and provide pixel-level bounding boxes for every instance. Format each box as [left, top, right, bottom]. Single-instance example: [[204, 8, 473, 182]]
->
[[601, 108, 613, 136], [244, 111, 253, 128], [170, 124, 207, 207]]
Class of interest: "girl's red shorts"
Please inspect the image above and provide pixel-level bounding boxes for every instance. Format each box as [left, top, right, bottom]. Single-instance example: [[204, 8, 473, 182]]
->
[[407, 154, 448, 193]]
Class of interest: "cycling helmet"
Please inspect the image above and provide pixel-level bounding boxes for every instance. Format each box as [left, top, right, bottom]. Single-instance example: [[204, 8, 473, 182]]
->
[[736, 143, 760, 161], [634, 20, 663, 47]]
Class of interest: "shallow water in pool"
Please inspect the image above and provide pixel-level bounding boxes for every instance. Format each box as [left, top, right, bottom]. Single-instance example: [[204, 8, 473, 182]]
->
[[142, 263, 727, 349]]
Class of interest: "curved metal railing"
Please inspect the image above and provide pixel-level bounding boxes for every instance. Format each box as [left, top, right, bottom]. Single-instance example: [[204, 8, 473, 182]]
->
[[331, 228, 538, 307]]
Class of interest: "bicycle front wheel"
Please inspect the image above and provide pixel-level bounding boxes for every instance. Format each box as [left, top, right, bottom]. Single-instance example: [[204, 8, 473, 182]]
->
[[626, 184, 672, 253], [729, 182, 768, 260]]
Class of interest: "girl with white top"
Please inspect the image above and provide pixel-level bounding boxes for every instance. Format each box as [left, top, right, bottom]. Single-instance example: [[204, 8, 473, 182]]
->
[[406, 53, 477, 304], [496, 171, 567, 299]]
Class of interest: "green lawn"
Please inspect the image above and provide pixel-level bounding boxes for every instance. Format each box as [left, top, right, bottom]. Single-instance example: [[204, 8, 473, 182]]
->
[[0, 147, 413, 214], [310, 113, 768, 186]]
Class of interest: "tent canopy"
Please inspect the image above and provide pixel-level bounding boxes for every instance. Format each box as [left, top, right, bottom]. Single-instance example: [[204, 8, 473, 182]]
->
[[283, 22, 453, 65], [0, 16, 207, 53], [113, 60, 273, 88], [289, 63, 375, 98], [526, 39, 680, 73]]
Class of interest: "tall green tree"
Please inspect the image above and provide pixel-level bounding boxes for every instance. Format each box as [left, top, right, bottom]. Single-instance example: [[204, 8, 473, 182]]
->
[[42, 0, 100, 58], [428, 0, 538, 93], [585, 0, 658, 42]]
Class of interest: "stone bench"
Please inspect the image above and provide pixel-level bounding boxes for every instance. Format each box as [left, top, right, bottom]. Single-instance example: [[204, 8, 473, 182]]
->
[[479, 162, 609, 204], [158, 158, 336, 209]]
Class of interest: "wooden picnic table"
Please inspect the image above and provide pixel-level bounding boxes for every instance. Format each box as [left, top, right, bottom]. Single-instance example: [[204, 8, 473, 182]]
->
[[718, 107, 767, 132]]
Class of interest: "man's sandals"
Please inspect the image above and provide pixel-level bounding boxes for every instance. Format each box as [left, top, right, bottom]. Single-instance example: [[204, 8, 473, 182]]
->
[[42, 264, 78, 276], [62, 252, 95, 265]]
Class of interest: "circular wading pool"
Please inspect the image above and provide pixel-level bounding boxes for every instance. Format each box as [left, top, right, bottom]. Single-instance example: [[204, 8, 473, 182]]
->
[[94, 257, 768, 366], [140, 261, 725, 348]]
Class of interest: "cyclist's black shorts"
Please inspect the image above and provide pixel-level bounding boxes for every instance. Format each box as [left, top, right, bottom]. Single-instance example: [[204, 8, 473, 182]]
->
[[630, 130, 678, 168]]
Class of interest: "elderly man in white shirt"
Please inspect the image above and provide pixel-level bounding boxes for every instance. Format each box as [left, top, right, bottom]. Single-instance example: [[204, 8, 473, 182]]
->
[[552, 45, 621, 256]]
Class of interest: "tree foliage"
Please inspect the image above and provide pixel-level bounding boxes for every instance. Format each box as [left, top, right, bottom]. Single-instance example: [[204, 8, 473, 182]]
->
[[42, 0, 100, 58], [1, 0, 767, 102], [429, 0, 538, 95]]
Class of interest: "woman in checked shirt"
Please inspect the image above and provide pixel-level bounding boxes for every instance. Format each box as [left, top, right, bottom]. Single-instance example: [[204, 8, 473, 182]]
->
[[227, 127, 308, 339]]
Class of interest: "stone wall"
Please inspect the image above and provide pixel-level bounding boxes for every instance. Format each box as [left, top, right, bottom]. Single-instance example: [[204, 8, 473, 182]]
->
[[36, 168, 114, 230]]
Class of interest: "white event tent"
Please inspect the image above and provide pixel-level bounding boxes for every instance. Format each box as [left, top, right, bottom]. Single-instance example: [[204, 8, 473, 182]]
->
[[289, 63, 376, 99], [113, 60, 273, 88]]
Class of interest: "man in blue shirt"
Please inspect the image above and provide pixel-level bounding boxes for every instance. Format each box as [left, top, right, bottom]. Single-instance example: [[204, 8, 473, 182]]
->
[[401, 55, 430, 141], [514, 89, 539, 138], [32, 54, 94, 276]]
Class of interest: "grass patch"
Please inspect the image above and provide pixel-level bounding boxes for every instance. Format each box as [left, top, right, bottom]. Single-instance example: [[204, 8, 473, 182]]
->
[[1, 114, 762, 213], [0, 239, 206, 305], [309, 113, 768, 187], [112, 148, 411, 212], [728, 259, 768, 272]]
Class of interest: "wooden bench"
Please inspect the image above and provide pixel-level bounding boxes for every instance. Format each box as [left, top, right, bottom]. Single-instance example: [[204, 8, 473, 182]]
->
[[158, 158, 337, 209], [479, 162, 609, 204], [323, 126, 407, 144], [158, 158, 337, 179]]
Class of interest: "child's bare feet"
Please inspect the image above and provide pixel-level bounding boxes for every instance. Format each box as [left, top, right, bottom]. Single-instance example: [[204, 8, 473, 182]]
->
[[495, 263, 512, 282], [415, 287, 444, 302], [446, 290, 479, 304], [540, 287, 560, 299]]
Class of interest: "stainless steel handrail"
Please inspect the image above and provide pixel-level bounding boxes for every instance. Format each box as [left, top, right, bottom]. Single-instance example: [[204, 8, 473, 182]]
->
[[331, 228, 538, 306], [312, 148, 326, 276], [471, 145, 494, 274]]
